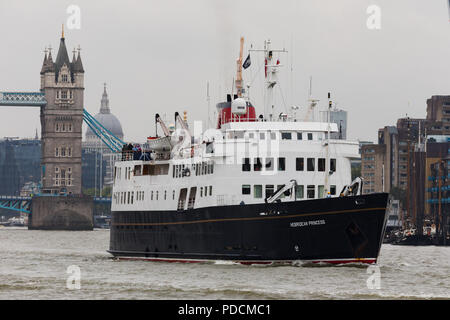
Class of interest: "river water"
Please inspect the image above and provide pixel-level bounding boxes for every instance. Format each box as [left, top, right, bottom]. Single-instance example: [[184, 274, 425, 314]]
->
[[0, 227, 448, 300]]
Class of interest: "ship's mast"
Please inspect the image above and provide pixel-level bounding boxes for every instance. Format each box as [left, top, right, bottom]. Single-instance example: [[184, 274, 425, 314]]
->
[[249, 39, 287, 121], [235, 37, 245, 97], [325, 92, 332, 196]]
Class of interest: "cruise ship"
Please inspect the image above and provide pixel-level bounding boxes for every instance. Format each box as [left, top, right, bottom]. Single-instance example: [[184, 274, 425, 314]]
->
[[108, 39, 389, 265]]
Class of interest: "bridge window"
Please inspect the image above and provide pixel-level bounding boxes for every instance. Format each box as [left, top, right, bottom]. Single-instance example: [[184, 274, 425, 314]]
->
[[254, 158, 262, 171], [278, 158, 286, 171], [295, 185, 304, 199], [307, 133, 313, 141], [281, 132, 292, 140], [318, 158, 326, 172], [330, 159, 336, 172], [242, 185, 251, 195], [307, 158, 315, 171], [265, 158, 274, 171], [318, 185, 325, 198], [277, 185, 286, 198], [296, 158, 304, 171], [265, 185, 274, 198], [330, 185, 336, 195], [242, 158, 251, 171], [209, 186, 212, 196], [297, 132, 303, 140], [307, 185, 315, 199], [254, 185, 262, 198], [200, 187, 203, 197]]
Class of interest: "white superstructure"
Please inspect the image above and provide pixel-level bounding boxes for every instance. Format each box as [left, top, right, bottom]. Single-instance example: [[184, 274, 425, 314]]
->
[[111, 39, 360, 213]]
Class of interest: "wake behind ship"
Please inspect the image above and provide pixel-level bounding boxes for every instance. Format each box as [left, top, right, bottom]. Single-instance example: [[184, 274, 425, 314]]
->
[[108, 39, 389, 265]]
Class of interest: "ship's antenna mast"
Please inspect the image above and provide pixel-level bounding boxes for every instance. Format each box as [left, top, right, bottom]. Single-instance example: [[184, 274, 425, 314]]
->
[[235, 36, 245, 97], [325, 92, 332, 196], [207, 81, 211, 128], [249, 39, 287, 120]]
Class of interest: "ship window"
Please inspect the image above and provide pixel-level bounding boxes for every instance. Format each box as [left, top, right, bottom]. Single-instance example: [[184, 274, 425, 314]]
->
[[242, 158, 251, 171], [172, 165, 176, 178], [178, 188, 187, 210], [330, 159, 336, 172], [308, 133, 313, 140], [234, 131, 244, 139], [134, 165, 142, 176], [156, 191, 159, 200], [281, 132, 292, 140], [296, 158, 304, 171], [209, 186, 212, 196], [200, 187, 203, 197], [307, 158, 315, 171], [295, 185, 304, 199], [188, 187, 197, 209], [260, 132, 265, 140], [151, 191, 154, 200], [270, 132, 276, 140], [297, 132, 303, 140], [307, 185, 315, 199], [278, 158, 286, 171], [318, 185, 325, 198], [242, 185, 251, 195], [249, 132, 254, 139], [127, 192, 130, 204], [277, 185, 285, 198], [266, 185, 275, 198], [131, 192, 134, 204], [164, 190, 167, 200], [318, 158, 326, 172], [254, 185, 262, 198], [254, 158, 262, 171], [265, 158, 273, 171], [173, 190, 175, 200], [330, 185, 336, 195]]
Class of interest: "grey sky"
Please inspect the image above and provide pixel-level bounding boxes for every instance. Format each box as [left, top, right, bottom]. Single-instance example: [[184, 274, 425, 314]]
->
[[0, 0, 449, 143]]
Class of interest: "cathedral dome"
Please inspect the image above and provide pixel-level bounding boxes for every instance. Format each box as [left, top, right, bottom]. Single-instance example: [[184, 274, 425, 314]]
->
[[86, 85, 124, 140]]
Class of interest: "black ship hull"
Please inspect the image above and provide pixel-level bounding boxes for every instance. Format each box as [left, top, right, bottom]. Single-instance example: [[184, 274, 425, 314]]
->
[[108, 193, 389, 265]]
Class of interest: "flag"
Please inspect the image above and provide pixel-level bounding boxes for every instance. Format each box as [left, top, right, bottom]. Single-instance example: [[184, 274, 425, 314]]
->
[[243, 54, 251, 69]]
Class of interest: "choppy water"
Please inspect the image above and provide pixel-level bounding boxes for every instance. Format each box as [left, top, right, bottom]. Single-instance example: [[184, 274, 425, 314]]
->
[[0, 227, 449, 300]]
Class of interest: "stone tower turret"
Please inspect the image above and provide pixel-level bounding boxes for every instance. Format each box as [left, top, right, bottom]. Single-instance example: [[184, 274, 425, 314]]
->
[[39, 28, 85, 195]]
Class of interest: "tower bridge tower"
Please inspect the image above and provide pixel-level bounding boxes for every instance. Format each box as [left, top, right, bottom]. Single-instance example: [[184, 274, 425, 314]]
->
[[39, 27, 84, 195]]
